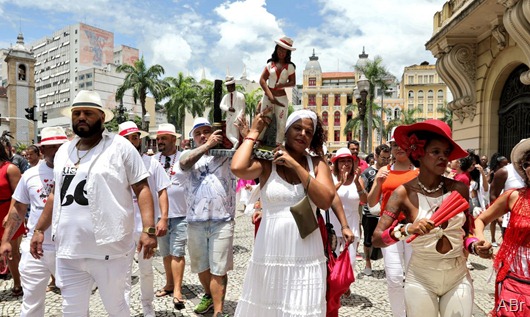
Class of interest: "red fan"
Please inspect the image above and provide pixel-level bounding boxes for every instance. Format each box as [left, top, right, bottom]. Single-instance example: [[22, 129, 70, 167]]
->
[[406, 191, 469, 243]]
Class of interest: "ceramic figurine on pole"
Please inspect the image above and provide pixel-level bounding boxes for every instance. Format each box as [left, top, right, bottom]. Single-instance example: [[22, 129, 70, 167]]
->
[[220, 76, 246, 149]]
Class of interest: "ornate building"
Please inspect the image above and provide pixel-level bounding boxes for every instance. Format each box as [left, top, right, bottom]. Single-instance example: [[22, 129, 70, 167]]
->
[[427, 0, 530, 157]]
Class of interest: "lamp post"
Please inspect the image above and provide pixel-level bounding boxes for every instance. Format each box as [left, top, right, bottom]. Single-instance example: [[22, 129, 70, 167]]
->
[[356, 74, 370, 153], [116, 99, 127, 124], [379, 88, 394, 145], [143, 112, 151, 153]]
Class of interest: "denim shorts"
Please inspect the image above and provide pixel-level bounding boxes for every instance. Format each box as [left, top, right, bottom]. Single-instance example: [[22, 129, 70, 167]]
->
[[187, 220, 234, 276], [157, 217, 187, 257]]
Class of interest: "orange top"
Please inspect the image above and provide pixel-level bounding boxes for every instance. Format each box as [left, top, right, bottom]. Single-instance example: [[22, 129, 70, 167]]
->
[[380, 167, 419, 221]]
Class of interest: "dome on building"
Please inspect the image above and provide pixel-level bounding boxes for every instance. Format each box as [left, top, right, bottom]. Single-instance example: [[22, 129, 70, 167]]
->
[[10, 33, 31, 54], [305, 49, 322, 73], [355, 46, 370, 70]]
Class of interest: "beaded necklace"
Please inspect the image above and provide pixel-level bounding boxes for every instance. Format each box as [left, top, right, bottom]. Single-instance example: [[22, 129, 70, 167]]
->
[[158, 153, 177, 176], [418, 179, 444, 193]]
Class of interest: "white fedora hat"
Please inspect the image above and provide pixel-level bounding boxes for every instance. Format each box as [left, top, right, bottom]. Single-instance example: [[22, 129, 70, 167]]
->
[[189, 117, 211, 137], [274, 36, 296, 51], [156, 123, 181, 138], [118, 121, 149, 139], [61, 90, 114, 123], [38, 126, 68, 146], [225, 76, 236, 86]]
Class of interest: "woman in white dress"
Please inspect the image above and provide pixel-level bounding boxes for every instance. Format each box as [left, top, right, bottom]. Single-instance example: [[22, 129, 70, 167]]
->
[[231, 109, 354, 316]]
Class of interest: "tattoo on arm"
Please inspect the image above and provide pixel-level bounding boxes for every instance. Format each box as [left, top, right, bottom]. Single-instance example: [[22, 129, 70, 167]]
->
[[5, 212, 23, 241]]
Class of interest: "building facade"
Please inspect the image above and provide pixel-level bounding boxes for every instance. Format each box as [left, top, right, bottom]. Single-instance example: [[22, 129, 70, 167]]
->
[[427, 0, 530, 158], [400, 62, 449, 120]]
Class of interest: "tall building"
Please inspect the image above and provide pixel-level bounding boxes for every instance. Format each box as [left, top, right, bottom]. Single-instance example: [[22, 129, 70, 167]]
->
[[3, 33, 36, 144], [400, 62, 448, 120], [427, 0, 530, 157], [302, 51, 356, 152], [28, 23, 140, 129]]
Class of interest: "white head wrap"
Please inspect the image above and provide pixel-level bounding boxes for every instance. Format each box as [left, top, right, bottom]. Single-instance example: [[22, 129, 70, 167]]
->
[[285, 109, 317, 132]]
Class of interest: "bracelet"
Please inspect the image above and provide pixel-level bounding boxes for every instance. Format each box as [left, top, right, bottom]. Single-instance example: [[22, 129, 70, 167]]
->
[[470, 242, 479, 256], [244, 137, 256, 143], [34, 229, 44, 234], [404, 223, 412, 236], [381, 227, 398, 246], [382, 210, 397, 220], [464, 236, 479, 253], [341, 225, 350, 229]]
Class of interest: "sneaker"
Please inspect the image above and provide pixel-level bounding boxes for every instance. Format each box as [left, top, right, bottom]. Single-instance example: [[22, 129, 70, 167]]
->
[[194, 294, 214, 314], [466, 261, 474, 270], [492, 242, 499, 247], [363, 268, 373, 276]]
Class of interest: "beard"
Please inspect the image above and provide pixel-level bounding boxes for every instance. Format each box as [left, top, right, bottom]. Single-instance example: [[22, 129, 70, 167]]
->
[[73, 119, 103, 138]]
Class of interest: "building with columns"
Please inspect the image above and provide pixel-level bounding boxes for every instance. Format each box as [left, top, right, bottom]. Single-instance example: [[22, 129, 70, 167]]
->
[[427, 0, 530, 158]]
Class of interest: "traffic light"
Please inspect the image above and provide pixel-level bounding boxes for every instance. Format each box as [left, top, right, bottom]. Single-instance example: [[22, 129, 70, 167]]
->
[[42, 111, 48, 124], [25, 106, 36, 121]]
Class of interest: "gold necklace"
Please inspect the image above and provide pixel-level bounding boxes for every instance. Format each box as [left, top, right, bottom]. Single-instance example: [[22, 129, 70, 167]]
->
[[75, 140, 100, 167]]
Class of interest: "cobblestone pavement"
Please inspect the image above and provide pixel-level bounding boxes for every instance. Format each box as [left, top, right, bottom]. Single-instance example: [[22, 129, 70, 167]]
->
[[0, 211, 498, 316]]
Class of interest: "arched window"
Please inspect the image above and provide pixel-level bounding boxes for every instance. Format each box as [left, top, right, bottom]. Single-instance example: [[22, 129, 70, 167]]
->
[[322, 111, 328, 126], [308, 94, 316, 106], [418, 90, 424, 99], [428, 90, 434, 99], [334, 111, 340, 126], [437, 89, 444, 99], [322, 94, 328, 106], [393, 107, 401, 119], [408, 90, 414, 99], [18, 64, 26, 81]]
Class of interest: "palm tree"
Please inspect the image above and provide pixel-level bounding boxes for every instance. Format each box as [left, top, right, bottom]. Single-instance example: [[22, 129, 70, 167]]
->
[[437, 103, 453, 127], [385, 108, 425, 141], [244, 88, 263, 125], [344, 101, 383, 142], [115, 56, 167, 131], [163, 72, 203, 135], [355, 56, 390, 152]]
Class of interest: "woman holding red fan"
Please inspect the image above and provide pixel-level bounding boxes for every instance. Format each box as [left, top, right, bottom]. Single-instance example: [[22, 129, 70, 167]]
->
[[373, 120, 477, 317]]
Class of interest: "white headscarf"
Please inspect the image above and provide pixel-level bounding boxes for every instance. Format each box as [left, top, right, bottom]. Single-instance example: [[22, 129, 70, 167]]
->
[[285, 109, 317, 132]]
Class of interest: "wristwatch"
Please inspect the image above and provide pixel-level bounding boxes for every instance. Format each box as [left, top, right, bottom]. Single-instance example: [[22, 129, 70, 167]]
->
[[393, 224, 406, 240], [142, 227, 156, 235]]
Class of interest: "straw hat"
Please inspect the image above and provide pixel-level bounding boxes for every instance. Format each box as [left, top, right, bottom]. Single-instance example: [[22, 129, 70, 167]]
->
[[510, 138, 530, 179], [274, 36, 296, 51], [61, 90, 114, 123], [156, 123, 181, 138], [38, 127, 68, 146], [189, 118, 211, 138], [118, 121, 149, 138], [394, 119, 467, 161], [225, 76, 236, 86]]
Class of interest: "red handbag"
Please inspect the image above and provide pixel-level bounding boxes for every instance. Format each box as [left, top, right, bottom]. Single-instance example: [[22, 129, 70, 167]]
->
[[317, 211, 355, 317]]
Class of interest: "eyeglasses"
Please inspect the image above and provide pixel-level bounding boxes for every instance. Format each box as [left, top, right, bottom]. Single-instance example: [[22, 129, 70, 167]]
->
[[165, 156, 171, 169], [522, 161, 530, 170], [379, 156, 391, 161]]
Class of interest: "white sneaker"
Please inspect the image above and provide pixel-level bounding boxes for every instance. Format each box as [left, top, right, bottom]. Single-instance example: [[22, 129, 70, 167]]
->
[[492, 242, 499, 247], [363, 268, 373, 276], [466, 261, 474, 270], [142, 304, 155, 317]]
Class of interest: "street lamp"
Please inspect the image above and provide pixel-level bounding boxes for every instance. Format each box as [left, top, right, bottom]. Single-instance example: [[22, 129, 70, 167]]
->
[[116, 99, 127, 124], [356, 74, 370, 153], [379, 88, 394, 145]]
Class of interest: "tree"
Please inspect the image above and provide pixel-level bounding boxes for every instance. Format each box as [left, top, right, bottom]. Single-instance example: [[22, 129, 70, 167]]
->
[[105, 108, 142, 132], [163, 72, 203, 135], [437, 103, 453, 127], [355, 56, 390, 152], [244, 88, 263, 125], [385, 107, 425, 141], [115, 56, 167, 131], [344, 101, 383, 142]]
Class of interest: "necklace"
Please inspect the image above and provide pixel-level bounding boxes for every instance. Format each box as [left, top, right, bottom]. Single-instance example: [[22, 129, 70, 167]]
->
[[418, 179, 444, 193], [158, 153, 177, 176], [74, 140, 100, 167]]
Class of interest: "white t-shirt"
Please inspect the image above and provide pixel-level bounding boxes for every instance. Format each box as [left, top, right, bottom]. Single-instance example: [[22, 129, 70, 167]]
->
[[12, 163, 55, 251], [56, 150, 133, 259], [183, 152, 236, 222], [133, 155, 171, 232], [154, 152, 187, 218]]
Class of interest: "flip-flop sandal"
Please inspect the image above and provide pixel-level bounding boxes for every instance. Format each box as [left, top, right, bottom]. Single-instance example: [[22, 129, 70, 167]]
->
[[173, 297, 186, 310], [155, 289, 173, 297]]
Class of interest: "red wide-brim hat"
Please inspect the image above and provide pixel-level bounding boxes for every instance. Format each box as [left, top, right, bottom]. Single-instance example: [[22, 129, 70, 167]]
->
[[394, 119, 468, 161]]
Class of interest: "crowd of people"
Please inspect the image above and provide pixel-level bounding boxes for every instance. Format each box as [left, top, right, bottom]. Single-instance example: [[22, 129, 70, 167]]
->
[[1, 39, 530, 317]]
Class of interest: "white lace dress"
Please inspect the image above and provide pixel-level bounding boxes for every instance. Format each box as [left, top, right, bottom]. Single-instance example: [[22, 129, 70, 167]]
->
[[235, 157, 327, 317]]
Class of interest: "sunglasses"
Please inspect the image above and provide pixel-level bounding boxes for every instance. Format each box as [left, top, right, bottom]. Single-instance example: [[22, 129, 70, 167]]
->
[[165, 156, 171, 169]]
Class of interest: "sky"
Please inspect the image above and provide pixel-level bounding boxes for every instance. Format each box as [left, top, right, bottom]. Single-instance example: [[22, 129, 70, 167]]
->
[[0, 0, 447, 83]]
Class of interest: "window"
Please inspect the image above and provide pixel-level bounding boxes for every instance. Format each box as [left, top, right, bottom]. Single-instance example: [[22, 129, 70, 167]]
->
[[86, 73, 92, 79], [408, 90, 414, 99], [79, 74, 85, 80], [347, 131, 352, 141], [322, 111, 328, 126], [308, 94, 316, 106], [428, 90, 434, 99], [418, 104, 424, 112], [408, 104, 414, 111], [408, 76, 414, 84], [79, 83, 85, 88], [334, 130, 340, 142], [334, 94, 341, 106], [437, 89, 444, 99], [308, 77, 316, 86], [428, 104, 433, 112], [418, 90, 424, 100], [394, 107, 401, 119], [418, 76, 423, 84], [86, 81, 92, 87], [18, 64, 27, 81], [334, 111, 340, 126], [322, 94, 328, 106], [429, 75, 434, 83], [437, 103, 444, 112]]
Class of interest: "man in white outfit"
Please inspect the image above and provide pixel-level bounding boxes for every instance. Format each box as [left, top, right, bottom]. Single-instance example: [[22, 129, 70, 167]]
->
[[29, 90, 157, 317], [119, 121, 171, 317], [0, 127, 67, 317], [220, 75, 245, 149]]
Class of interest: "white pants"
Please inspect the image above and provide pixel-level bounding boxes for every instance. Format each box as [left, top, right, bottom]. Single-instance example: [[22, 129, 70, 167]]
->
[[56, 255, 132, 317], [381, 240, 413, 317], [258, 94, 289, 145], [125, 232, 154, 308], [19, 248, 56, 317]]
